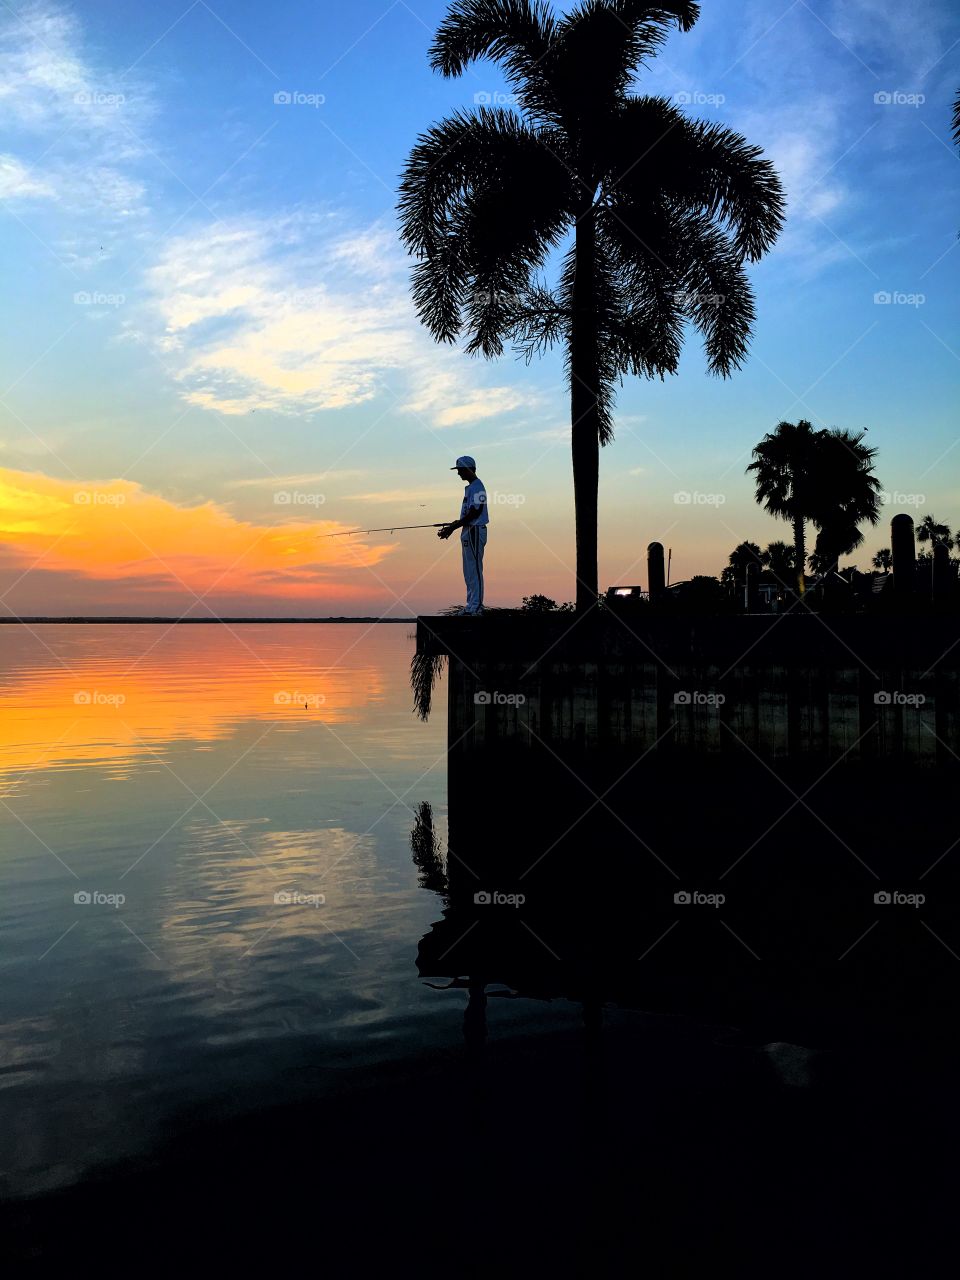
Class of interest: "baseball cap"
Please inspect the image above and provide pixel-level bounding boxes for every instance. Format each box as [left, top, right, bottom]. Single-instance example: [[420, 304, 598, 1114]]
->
[[451, 455, 476, 470]]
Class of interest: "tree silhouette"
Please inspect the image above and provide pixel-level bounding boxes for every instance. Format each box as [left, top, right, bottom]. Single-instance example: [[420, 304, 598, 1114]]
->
[[399, 0, 785, 609], [808, 430, 882, 579], [872, 547, 892, 573], [747, 419, 822, 595], [917, 514, 954, 551], [762, 539, 796, 584]]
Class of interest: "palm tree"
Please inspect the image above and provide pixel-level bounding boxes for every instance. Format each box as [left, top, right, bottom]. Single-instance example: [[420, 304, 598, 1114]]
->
[[762, 539, 796, 584], [808, 429, 882, 580], [720, 540, 762, 588], [399, 0, 785, 610], [916, 514, 954, 551], [872, 548, 892, 573], [747, 419, 822, 595]]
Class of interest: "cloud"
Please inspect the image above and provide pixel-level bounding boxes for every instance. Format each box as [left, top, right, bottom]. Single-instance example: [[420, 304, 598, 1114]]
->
[[137, 214, 543, 428], [0, 2, 151, 218], [0, 465, 395, 605]]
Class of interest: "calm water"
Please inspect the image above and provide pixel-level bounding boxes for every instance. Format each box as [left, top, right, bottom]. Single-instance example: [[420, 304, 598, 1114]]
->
[[0, 623, 582, 1197]]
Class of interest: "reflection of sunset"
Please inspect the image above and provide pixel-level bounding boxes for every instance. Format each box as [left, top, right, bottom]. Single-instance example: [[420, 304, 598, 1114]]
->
[[0, 624, 389, 788], [0, 466, 394, 603]]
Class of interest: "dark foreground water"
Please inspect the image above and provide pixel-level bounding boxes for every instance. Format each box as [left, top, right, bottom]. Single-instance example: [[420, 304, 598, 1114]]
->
[[2, 624, 957, 1273]]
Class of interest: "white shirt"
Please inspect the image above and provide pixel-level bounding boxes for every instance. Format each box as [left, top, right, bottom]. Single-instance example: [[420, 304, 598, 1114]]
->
[[460, 477, 489, 526]]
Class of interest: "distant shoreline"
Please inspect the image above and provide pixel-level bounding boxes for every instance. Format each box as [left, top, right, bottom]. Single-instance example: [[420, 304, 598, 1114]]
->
[[0, 617, 415, 624]]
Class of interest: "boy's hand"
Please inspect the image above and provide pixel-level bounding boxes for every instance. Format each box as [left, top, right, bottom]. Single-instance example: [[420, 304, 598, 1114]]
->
[[437, 524, 457, 540]]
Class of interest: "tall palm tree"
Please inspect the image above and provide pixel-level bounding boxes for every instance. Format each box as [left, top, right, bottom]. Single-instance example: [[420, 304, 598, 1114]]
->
[[747, 419, 822, 595], [808, 429, 882, 579], [916, 514, 954, 551], [399, 0, 785, 610]]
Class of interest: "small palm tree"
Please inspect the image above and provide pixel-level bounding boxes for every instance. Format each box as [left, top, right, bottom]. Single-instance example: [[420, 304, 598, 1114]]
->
[[872, 548, 892, 573], [762, 539, 796, 584], [399, 0, 785, 610], [808, 430, 882, 579], [747, 419, 822, 595], [720, 540, 763, 587], [916, 514, 954, 551]]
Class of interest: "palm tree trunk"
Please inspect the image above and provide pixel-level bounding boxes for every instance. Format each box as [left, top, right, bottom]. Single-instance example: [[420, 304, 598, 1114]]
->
[[793, 513, 805, 596], [570, 204, 600, 612]]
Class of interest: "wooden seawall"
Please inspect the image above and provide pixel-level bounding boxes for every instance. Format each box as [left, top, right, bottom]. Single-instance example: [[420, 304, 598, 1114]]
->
[[416, 614, 960, 766]]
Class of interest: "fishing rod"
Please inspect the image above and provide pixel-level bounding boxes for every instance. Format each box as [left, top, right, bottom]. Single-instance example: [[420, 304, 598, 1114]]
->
[[317, 523, 449, 538]]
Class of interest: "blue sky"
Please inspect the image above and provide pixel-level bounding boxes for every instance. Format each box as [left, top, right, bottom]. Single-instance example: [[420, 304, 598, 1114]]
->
[[0, 0, 958, 613]]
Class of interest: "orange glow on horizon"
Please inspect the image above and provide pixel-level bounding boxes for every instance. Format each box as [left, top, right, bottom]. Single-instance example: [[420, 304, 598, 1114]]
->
[[0, 466, 396, 604]]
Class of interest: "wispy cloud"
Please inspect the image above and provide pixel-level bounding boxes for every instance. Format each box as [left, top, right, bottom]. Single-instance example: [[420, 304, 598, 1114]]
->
[[136, 214, 542, 428]]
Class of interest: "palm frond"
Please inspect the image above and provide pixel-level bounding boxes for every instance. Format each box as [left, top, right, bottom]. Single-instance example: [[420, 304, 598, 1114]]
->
[[429, 0, 562, 120]]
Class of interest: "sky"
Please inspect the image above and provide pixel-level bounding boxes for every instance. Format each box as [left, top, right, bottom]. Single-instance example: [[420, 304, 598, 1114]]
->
[[0, 0, 958, 616]]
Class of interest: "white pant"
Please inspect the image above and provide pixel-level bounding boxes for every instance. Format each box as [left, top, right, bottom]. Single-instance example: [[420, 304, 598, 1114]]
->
[[461, 526, 486, 613]]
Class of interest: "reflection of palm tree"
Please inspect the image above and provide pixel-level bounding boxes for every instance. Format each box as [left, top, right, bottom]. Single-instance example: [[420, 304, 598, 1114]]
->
[[748, 419, 822, 594], [917, 514, 954, 551], [809, 430, 882, 579], [872, 548, 892, 573], [410, 801, 448, 894], [399, 1, 785, 609]]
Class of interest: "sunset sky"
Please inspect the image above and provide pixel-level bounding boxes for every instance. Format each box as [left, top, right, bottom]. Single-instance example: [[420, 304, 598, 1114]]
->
[[1, 0, 958, 615]]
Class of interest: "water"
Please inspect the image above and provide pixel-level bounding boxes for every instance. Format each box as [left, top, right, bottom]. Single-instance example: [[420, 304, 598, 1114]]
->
[[0, 624, 583, 1198], [4, 624, 957, 1271]]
